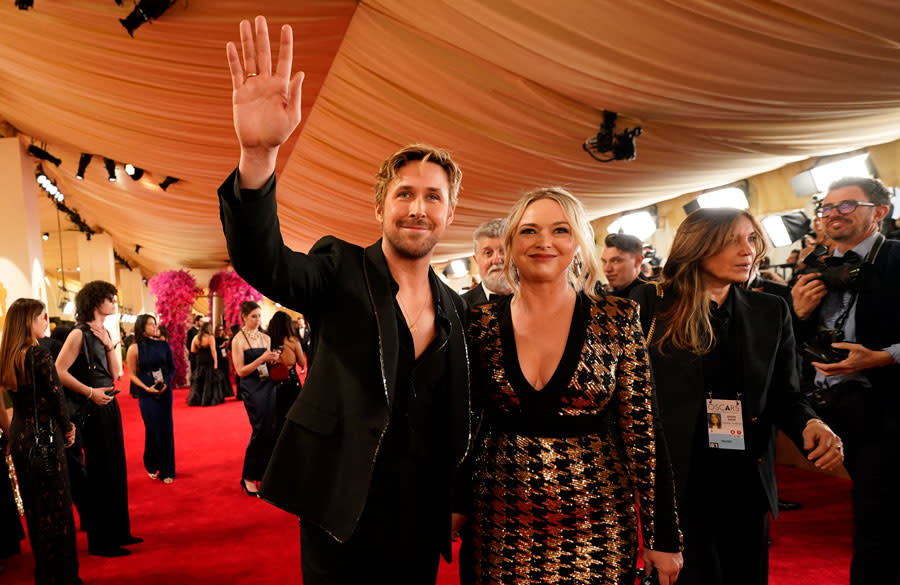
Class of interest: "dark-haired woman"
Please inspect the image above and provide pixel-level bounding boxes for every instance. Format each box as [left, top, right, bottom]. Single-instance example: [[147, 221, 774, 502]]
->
[[187, 322, 230, 407], [56, 280, 141, 558], [266, 311, 307, 430], [0, 298, 80, 585], [125, 315, 176, 484], [231, 301, 280, 497], [630, 208, 843, 585]]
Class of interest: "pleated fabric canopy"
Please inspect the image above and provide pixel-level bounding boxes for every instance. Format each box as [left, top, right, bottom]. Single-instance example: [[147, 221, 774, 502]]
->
[[2, 0, 900, 276]]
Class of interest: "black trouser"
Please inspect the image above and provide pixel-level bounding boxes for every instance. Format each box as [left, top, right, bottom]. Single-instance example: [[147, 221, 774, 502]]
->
[[813, 381, 900, 585], [299, 441, 442, 585], [678, 452, 770, 585], [82, 399, 133, 552]]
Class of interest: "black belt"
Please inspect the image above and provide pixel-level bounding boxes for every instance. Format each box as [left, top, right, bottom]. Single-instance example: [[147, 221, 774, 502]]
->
[[489, 411, 614, 438]]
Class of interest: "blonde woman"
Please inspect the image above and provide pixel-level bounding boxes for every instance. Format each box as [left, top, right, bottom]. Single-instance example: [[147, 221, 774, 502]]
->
[[460, 188, 683, 585]]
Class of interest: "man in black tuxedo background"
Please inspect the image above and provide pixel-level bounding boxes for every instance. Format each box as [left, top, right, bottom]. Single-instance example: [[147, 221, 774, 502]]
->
[[791, 176, 900, 585], [461, 218, 512, 307]]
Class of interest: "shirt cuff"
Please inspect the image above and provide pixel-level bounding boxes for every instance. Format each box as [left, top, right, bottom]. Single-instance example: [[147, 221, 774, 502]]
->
[[882, 343, 900, 365], [231, 170, 276, 203]]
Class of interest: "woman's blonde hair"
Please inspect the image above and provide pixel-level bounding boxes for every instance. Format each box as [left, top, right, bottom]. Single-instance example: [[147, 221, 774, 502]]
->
[[657, 208, 767, 354], [0, 298, 46, 390], [502, 187, 600, 300]]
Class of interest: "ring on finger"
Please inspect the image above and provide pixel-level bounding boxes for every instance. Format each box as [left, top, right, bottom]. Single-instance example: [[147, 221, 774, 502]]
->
[[246, 73, 258, 78]]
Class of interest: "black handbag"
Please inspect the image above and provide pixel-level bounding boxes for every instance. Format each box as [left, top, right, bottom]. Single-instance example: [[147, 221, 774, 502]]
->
[[25, 347, 58, 477]]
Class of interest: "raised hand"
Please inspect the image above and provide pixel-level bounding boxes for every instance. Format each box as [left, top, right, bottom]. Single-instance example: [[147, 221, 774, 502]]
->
[[225, 16, 305, 188]]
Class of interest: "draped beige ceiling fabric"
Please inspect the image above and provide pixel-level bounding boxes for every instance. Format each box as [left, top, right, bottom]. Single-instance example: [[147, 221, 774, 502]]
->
[[2, 0, 899, 278]]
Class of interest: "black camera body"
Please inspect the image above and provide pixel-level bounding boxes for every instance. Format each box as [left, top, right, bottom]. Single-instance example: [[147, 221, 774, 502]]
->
[[801, 329, 849, 364], [795, 244, 862, 290]]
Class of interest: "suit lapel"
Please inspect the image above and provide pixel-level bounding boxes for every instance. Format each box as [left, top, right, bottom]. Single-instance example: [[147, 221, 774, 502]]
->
[[364, 240, 400, 405]]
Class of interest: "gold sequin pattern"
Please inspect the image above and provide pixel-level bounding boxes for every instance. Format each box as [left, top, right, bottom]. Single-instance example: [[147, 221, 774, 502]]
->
[[464, 296, 679, 584]]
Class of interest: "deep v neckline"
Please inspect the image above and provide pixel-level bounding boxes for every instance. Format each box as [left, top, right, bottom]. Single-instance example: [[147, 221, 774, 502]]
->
[[499, 293, 588, 412]]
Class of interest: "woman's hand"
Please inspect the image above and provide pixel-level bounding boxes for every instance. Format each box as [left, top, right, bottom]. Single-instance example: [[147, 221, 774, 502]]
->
[[261, 350, 281, 364], [643, 549, 683, 585], [803, 420, 844, 470], [89, 386, 115, 405], [64, 423, 76, 448]]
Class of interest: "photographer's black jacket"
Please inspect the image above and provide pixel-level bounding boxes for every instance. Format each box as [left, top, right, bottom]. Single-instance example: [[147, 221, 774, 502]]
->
[[218, 171, 471, 554]]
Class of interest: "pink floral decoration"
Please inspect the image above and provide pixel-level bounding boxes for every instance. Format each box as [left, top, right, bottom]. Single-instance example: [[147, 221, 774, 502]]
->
[[149, 270, 201, 387], [208, 270, 263, 330]]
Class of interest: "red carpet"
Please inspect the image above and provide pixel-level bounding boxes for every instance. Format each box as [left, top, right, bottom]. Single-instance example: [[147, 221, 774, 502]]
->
[[3, 375, 852, 584]]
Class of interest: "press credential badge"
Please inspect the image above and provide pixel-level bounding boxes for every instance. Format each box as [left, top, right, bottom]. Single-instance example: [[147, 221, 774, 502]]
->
[[707, 398, 745, 451]]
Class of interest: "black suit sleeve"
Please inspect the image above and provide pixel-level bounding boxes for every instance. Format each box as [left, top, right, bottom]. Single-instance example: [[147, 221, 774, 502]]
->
[[218, 169, 342, 315]]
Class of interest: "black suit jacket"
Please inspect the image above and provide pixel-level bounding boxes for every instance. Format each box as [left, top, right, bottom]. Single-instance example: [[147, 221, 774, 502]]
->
[[460, 284, 488, 307], [631, 284, 816, 517], [218, 171, 471, 550]]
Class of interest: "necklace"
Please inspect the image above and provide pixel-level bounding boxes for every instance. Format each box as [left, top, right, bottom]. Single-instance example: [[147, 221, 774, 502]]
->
[[397, 293, 429, 334], [241, 328, 262, 343]]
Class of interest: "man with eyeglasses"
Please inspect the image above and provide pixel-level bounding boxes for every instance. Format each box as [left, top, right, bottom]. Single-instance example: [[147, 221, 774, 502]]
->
[[791, 176, 900, 585], [599, 233, 646, 297]]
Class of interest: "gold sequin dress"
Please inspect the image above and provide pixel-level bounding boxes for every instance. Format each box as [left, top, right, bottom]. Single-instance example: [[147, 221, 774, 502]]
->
[[463, 293, 681, 584]]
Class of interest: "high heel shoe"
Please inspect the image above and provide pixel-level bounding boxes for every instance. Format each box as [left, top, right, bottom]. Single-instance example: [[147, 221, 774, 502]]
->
[[240, 479, 259, 498]]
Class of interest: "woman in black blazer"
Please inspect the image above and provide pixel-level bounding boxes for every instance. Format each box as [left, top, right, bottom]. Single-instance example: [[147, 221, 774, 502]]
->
[[630, 208, 843, 585]]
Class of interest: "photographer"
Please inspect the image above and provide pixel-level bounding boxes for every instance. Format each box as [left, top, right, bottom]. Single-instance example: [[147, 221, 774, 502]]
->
[[791, 176, 900, 585]]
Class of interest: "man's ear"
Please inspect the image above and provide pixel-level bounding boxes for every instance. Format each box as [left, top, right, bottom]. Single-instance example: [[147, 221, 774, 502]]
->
[[375, 203, 384, 224], [873, 204, 890, 225], [446, 205, 455, 226], [632, 253, 644, 270]]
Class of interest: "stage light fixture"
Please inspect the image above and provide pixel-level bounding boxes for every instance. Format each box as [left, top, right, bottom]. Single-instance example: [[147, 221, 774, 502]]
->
[[159, 176, 179, 191], [76, 153, 92, 180], [15, 0, 34, 10], [120, 0, 175, 37], [583, 110, 642, 163], [42, 232, 49, 240], [762, 210, 811, 248], [104, 158, 117, 182], [135, 244, 142, 254], [28, 145, 62, 167], [124, 163, 144, 180]]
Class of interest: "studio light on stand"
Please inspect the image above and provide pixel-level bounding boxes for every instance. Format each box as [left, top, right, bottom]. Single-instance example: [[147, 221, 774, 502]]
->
[[761, 210, 810, 248], [124, 163, 144, 180], [120, 0, 175, 37], [76, 153, 93, 180], [159, 176, 179, 191], [583, 110, 642, 163], [104, 158, 117, 182]]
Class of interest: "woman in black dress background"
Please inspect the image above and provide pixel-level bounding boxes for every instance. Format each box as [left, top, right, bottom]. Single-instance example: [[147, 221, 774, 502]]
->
[[214, 325, 235, 398], [265, 311, 306, 431], [231, 301, 280, 497], [187, 322, 229, 406], [125, 315, 176, 484], [0, 298, 80, 585]]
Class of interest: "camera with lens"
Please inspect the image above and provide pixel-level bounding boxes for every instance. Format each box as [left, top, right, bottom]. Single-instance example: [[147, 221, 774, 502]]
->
[[795, 244, 862, 290], [800, 328, 849, 364]]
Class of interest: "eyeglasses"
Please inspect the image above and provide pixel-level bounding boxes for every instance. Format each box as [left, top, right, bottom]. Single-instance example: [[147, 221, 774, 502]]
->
[[817, 200, 876, 218]]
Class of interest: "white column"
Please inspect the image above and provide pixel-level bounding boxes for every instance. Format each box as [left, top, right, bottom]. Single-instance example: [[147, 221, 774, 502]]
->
[[0, 137, 47, 317]]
